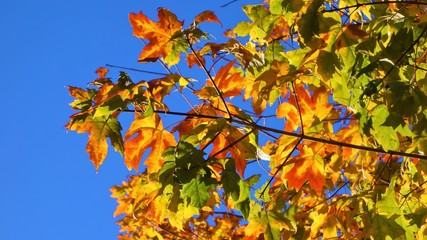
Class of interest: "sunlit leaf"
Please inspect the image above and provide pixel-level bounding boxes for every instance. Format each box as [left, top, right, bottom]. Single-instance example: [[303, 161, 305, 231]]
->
[[124, 114, 176, 172], [284, 144, 326, 194], [194, 10, 222, 26], [66, 114, 123, 172], [129, 8, 184, 65]]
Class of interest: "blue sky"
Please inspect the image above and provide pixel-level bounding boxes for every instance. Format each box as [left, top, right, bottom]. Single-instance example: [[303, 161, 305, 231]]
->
[[0, 0, 262, 239]]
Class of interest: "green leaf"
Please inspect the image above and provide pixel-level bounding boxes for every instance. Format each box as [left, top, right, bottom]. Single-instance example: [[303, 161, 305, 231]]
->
[[221, 158, 241, 201], [181, 178, 212, 208], [246, 202, 294, 239], [317, 50, 339, 80], [366, 214, 406, 239], [297, 0, 323, 45], [68, 86, 96, 111], [93, 95, 126, 118]]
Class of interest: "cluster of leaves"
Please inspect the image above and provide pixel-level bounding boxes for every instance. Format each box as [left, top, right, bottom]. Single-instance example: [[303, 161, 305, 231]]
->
[[67, 0, 427, 239]]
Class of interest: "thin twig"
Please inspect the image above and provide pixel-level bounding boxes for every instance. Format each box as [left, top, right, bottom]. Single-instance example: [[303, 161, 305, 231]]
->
[[321, 1, 427, 13], [291, 82, 304, 135], [213, 211, 243, 218], [220, 0, 238, 8], [302, 181, 350, 212], [259, 138, 302, 198], [105, 64, 169, 76], [156, 57, 199, 114], [210, 129, 255, 158], [186, 38, 232, 119]]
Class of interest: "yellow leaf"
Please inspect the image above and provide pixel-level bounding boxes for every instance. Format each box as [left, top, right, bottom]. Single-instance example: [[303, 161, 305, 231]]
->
[[124, 114, 176, 172]]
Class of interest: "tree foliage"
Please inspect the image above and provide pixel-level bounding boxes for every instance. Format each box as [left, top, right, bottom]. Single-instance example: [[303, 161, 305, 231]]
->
[[67, 0, 427, 239]]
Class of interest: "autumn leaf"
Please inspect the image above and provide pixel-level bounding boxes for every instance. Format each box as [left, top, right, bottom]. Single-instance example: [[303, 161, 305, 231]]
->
[[67, 86, 96, 111], [66, 114, 124, 172], [186, 50, 205, 68], [193, 10, 222, 26], [284, 144, 326, 194], [194, 60, 246, 100], [208, 124, 256, 177], [95, 67, 109, 79], [213, 61, 246, 98], [124, 114, 176, 172], [67, 1, 427, 239], [129, 8, 184, 65]]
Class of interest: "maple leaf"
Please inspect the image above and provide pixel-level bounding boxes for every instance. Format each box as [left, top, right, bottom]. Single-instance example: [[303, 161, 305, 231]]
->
[[124, 114, 176, 172], [95, 67, 108, 79], [66, 114, 124, 172], [195, 60, 246, 100], [284, 144, 326, 194], [193, 10, 222, 26], [278, 85, 333, 131], [209, 125, 256, 177], [129, 8, 184, 65], [67, 86, 96, 111], [186, 50, 205, 68], [214, 60, 246, 98]]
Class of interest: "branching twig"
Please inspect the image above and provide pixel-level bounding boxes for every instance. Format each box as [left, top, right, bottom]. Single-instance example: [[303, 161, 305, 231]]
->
[[210, 129, 255, 158], [321, 1, 427, 13], [302, 181, 350, 213], [186, 38, 232, 119]]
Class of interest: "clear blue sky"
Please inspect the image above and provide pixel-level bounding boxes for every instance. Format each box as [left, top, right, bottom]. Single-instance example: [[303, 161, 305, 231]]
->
[[0, 0, 261, 239]]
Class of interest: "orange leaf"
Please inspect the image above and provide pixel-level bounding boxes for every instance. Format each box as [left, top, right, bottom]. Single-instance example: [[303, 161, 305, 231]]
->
[[214, 60, 246, 98], [194, 10, 222, 26], [283, 85, 333, 130], [276, 102, 299, 132], [285, 145, 326, 194], [129, 8, 183, 64], [209, 126, 256, 177], [124, 114, 176, 172], [66, 114, 124, 172], [172, 104, 219, 137], [186, 51, 205, 68], [95, 67, 108, 79]]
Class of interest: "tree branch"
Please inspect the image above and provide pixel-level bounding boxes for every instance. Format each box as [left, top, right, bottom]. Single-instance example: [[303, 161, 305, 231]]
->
[[321, 1, 427, 13], [121, 109, 427, 160]]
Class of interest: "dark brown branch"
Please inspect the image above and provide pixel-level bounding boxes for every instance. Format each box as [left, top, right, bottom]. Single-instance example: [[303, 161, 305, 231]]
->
[[213, 211, 243, 218], [321, 1, 427, 13], [121, 109, 427, 160]]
